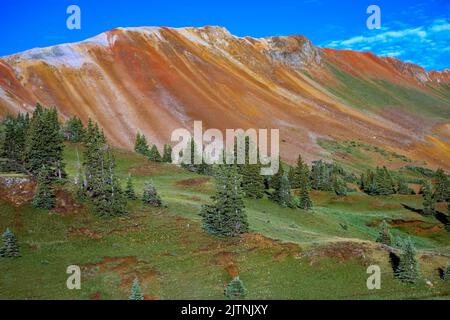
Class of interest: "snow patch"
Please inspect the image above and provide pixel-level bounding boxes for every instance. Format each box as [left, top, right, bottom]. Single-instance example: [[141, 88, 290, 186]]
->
[[176, 29, 210, 46]]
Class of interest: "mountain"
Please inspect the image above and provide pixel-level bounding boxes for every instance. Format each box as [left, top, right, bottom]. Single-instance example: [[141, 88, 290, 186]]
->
[[0, 26, 449, 168]]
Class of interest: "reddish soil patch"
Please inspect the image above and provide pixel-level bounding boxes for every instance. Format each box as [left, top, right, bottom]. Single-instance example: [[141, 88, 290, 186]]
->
[[68, 227, 102, 240], [82, 256, 159, 292], [53, 189, 83, 215], [175, 177, 210, 187], [368, 219, 443, 236], [214, 252, 239, 277], [0, 177, 35, 206], [129, 163, 183, 176], [302, 242, 368, 265]]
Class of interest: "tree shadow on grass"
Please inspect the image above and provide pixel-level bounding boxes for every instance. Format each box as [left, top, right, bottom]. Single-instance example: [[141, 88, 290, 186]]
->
[[389, 252, 400, 276]]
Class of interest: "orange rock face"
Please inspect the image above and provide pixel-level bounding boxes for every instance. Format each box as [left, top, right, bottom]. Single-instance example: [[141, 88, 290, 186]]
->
[[0, 26, 449, 168]]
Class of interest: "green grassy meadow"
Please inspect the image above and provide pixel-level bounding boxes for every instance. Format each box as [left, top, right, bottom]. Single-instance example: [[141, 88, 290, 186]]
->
[[0, 143, 449, 300]]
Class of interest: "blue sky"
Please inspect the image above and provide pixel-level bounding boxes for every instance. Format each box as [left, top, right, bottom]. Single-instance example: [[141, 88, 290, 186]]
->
[[0, 0, 448, 70]]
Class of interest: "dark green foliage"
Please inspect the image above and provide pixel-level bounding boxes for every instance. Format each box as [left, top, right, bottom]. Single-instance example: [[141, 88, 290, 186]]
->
[[162, 144, 173, 163], [375, 220, 392, 246], [332, 174, 347, 196], [224, 276, 247, 299], [422, 181, 435, 216], [397, 179, 415, 195], [0, 113, 29, 172], [238, 137, 264, 199], [25, 104, 65, 178], [396, 237, 420, 284], [433, 168, 449, 202], [148, 145, 162, 162], [311, 160, 333, 191], [63, 116, 85, 142], [32, 166, 56, 210], [269, 164, 283, 191], [298, 179, 313, 210], [200, 165, 248, 237], [83, 122, 127, 217], [443, 264, 450, 281], [125, 175, 137, 200], [0, 228, 20, 258], [291, 155, 311, 190], [181, 139, 211, 174], [142, 182, 162, 207], [270, 170, 294, 208], [360, 167, 396, 196], [134, 132, 149, 156], [129, 278, 144, 300]]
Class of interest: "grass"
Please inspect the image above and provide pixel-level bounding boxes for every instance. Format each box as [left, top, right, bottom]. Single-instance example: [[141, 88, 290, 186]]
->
[[0, 143, 449, 300]]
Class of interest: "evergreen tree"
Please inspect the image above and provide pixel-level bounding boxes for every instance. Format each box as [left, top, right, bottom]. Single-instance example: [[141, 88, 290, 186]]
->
[[397, 179, 415, 195], [162, 144, 173, 163], [434, 168, 449, 202], [32, 166, 56, 210], [125, 175, 137, 200], [239, 137, 264, 199], [148, 145, 162, 162], [270, 171, 294, 208], [142, 181, 162, 207], [134, 132, 149, 156], [298, 175, 313, 211], [269, 164, 283, 191], [376, 220, 393, 246], [0, 228, 20, 258], [332, 174, 348, 196], [200, 165, 248, 237], [422, 181, 435, 216], [291, 155, 311, 190], [63, 116, 85, 142], [129, 278, 144, 300], [310, 160, 333, 191], [396, 237, 420, 284], [25, 105, 65, 177], [0, 113, 29, 171], [224, 276, 247, 299], [443, 264, 450, 281]]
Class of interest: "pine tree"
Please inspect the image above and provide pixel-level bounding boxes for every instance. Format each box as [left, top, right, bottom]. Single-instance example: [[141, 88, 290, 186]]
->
[[200, 165, 249, 237], [162, 144, 173, 163], [32, 166, 56, 210], [134, 132, 149, 156], [298, 181, 313, 211], [422, 181, 435, 216], [434, 168, 449, 202], [1, 113, 29, 171], [396, 237, 420, 284], [270, 171, 294, 208], [224, 276, 247, 300], [291, 155, 310, 190], [376, 220, 392, 246], [332, 174, 347, 196], [148, 145, 162, 162], [397, 179, 415, 195], [129, 278, 144, 300], [63, 116, 85, 142], [142, 182, 162, 207], [25, 105, 65, 177], [443, 264, 450, 281], [125, 175, 137, 200], [0, 228, 20, 258], [239, 137, 264, 199]]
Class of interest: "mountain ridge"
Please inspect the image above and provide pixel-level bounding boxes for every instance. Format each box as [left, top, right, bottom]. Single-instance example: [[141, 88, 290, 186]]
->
[[1, 26, 449, 169]]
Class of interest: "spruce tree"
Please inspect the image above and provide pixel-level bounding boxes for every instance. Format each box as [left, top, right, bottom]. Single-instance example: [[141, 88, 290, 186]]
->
[[25, 105, 65, 177], [224, 276, 247, 300], [422, 181, 435, 216], [396, 237, 420, 284], [270, 171, 294, 208], [332, 174, 347, 196], [32, 166, 56, 210], [125, 175, 137, 200], [148, 145, 162, 162], [134, 132, 149, 156], [443, 264, 450, 281], [291, 155, 310, 190], [162, 144, 173, 163], [1, 113, 29, 171], [142, 182, 162, 207], [434, 168, 449, 202], [129, 278, 144, 300], [239, 137, 264, 199], [0, 228, 20, 258], [200, 165, 248, 237], [376, 220, 392, 246], [397, 179, 415, 195], [63, 116, 85, 142]]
